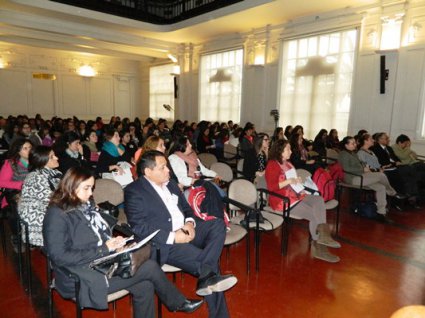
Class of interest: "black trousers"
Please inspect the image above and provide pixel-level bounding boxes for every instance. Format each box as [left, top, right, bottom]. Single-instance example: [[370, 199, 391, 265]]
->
[[164, 218, 229, 318], [108, 259, 185, 318]]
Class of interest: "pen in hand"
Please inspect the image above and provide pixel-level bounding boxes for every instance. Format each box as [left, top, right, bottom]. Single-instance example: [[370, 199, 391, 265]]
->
[[180, 228, 189, 235]]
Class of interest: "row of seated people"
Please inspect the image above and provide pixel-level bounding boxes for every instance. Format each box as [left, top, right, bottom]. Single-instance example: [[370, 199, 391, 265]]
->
[[242, 126, 425, 223], [0, 142, 237, 317]]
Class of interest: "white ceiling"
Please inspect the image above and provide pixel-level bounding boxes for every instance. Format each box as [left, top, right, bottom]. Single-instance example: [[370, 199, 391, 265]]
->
[[0, 0, 379, 60]]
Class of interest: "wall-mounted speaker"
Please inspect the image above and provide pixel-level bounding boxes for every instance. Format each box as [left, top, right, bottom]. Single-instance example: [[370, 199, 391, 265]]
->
[[174, 76, 178, 99], [380, 55, 389, 94]]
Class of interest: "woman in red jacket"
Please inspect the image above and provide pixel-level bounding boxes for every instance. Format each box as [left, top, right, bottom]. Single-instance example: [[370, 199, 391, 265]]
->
[[265, 139, 341, 263]]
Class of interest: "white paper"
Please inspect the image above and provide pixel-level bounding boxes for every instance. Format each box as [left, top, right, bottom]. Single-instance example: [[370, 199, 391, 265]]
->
[[285, 168, 304, 193], [112, 167, 133, 187], [90, 230, 159, 266]]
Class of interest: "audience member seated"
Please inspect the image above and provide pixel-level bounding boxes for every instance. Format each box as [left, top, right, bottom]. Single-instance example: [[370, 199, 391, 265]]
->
[[392, 134, 425, 185], [313, 129, 328, 158], [242, 133, 269, 182], [55, 131, 90, 174], [338, 136, 401, 220], [132, 136, 166, 178], [154, 118, 172, 149], [326, 129, 340, 150], [125, 151, 237, 317], [289, 132, 320, 174], [370, 132, 401, 168], [43, 167, 203, 318], [0, 138, 32, 252], [358, 134, 418, 207], [169, 136, 218, 187], [238, 122, 255, 157], [283, 125, 293, 140], [228, 127, 242, 147], [82, 130, 100, 166], [265, 139, 341, 263], [197, 124, 215, 154], [214, 129, 229, 159], [120, 129, 137, 162], [95, 129, 130, 176], [18, 146, 62, 246], [271, 127, 284, 144]]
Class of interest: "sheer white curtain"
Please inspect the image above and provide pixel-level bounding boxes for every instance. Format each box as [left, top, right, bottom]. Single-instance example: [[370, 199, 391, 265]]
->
[[199, 49, 243, 122], [279, 29, 358, 139], [149, 64, 175, 120]]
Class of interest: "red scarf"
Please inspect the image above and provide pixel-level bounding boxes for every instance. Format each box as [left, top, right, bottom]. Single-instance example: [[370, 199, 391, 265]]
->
[[175, 151, 199, 177]]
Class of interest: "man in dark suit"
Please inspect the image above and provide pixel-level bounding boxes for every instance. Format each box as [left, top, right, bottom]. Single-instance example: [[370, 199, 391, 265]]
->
[[371, 132, 417, 206], [125, 150, 237, 318], [371, 132, 401, 167]]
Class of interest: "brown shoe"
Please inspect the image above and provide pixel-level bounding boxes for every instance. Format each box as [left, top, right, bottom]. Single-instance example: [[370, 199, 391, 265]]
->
[[316, 223, 341, 248], [311, 241, 340, 263]]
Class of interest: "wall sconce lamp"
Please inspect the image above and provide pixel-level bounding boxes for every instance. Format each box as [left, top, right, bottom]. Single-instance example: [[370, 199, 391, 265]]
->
[[170, 65, 180, 76], [77, 65, 96, 77], [380, 14, 404, 50], [0, 57, 8, 69], [167, 54, 178, 63], [251, 44, 266, 66]]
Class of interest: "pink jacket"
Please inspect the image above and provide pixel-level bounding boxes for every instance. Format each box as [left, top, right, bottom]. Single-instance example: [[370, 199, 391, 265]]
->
[[0, 160, 25, 208]]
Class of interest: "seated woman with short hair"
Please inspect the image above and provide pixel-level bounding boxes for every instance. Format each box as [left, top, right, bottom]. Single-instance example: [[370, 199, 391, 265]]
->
[[43, 167, 203, 318]]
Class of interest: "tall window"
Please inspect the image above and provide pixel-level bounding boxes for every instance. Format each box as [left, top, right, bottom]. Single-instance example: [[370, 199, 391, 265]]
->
[[199, 49, 243, 123], [150, 64, 175, 120], [279, 29, 358, 138]]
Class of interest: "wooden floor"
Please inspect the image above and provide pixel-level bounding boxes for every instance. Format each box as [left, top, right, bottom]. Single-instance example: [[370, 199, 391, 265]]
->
[[1, 197, 425, 318]]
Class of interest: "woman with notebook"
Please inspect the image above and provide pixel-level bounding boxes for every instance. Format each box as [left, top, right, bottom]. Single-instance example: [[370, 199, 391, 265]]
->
[[43, 166, 203, 318]]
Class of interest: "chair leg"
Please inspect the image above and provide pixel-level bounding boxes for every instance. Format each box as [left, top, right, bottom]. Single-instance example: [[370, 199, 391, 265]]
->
[[24, 225, 32, 296], [0, 216, 6, 256], [157, 297, 162, 318], [16, 219, 23, 281], [246, 227, 250, 274]]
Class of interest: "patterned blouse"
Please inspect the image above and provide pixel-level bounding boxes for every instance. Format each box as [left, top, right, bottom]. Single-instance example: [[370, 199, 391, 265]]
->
[[18, 168, 62, 246]]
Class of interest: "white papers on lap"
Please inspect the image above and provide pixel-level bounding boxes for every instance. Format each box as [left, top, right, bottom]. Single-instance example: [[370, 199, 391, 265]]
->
[[90, 230, 159, 266], [285, 168, 304, 193], [102, 161, 134, 187]]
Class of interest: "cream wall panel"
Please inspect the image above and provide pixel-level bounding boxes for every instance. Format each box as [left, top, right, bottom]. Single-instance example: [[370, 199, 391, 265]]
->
[[113, 76, 131, 119], [30, 77, 56, 116], [60, 74, 87, 116], [90, 77, 113, 116], [392, 48, 425, 138], [349, 53, 377, 134], [0, 69, 29, 115]]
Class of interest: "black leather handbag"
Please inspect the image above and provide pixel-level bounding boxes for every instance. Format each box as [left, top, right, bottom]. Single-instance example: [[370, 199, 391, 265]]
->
[[91, 244, 151, 279]]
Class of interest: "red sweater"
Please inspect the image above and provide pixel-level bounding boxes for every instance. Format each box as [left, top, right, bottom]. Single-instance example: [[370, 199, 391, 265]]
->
[[264, 160, 305, 211]]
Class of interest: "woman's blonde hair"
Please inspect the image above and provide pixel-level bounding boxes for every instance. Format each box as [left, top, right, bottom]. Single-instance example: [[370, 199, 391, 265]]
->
[[142, 135, 162, 152]]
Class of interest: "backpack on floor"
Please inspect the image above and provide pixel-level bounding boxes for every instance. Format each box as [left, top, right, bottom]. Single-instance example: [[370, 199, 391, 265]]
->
[[312, 167, 336, 202], [352, 201, 378, 219]]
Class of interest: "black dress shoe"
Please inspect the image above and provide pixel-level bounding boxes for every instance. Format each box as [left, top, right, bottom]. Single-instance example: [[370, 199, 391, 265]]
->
[[394, 193, 407, 200], [196, 273, 238, 296], [175, 299, 203, 313], [375, 214, 394, 224]]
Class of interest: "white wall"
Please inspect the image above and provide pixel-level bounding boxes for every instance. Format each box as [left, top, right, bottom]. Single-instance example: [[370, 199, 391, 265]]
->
[[0, 44, 141, 120]]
